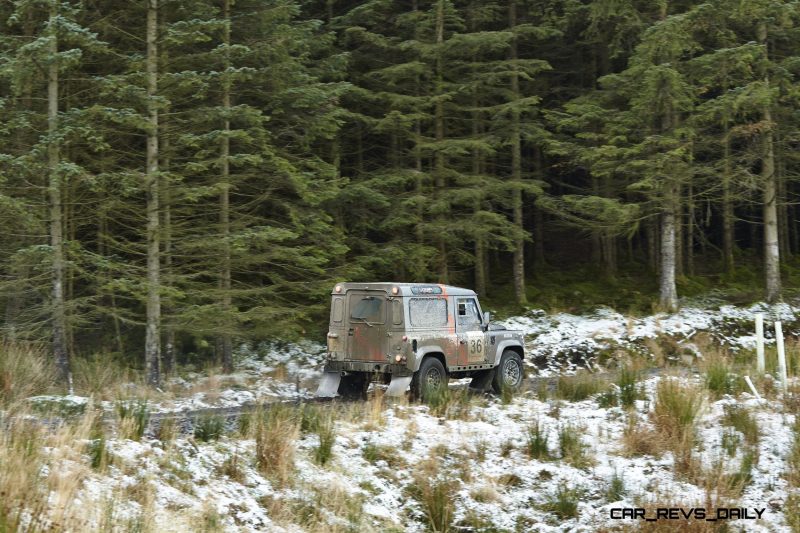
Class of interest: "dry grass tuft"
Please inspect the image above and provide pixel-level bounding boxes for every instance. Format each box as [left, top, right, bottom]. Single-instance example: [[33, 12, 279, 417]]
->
[[254, 403, 300, 487], [622, 415, 665, 458], [407, 455, 458, 533], [0, 341, 56, 409]]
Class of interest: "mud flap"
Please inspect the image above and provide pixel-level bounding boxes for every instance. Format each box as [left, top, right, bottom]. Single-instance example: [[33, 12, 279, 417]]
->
[[316, 372, 342, 397], [386, 375, 413, 397]]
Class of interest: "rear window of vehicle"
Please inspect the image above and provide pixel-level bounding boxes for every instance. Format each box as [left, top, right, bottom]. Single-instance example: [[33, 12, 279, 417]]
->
[[350, 296, 384, 323], [409, 298, 448, 327]]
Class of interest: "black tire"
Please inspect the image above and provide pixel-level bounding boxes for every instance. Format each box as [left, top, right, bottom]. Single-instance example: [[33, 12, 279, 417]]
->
[[492, 350, 524, 394], [337, 373, 369, 399], [411, 357, 448, 402]]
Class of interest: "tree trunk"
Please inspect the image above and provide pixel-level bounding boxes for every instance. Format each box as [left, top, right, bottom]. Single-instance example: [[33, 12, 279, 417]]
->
[[434, 0, 448, 283], [659, 187, 679, 311], [532, 146, 545, 268], [762, 105, 781, 303], [218, 0, 234, 373], [759, 23, 781, 303], [145, 0, 161, 387], [686, 183, 695, 276], [48, 5, 69, 384], [721, 126, 735, 273], [472, 96, 486, 296], [509, 0, 526, 305]]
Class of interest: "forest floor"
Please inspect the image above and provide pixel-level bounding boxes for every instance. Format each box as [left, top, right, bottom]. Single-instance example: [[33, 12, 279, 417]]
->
[[3, 295, 800, 532]]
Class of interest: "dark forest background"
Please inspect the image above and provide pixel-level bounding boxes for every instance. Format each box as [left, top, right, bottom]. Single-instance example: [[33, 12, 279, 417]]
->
[[2, 0, 800, 385]]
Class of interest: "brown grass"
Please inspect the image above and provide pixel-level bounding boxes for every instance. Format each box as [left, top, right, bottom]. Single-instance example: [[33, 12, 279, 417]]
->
[[254, 404, 300, 487], [0, 341, 56, 409]]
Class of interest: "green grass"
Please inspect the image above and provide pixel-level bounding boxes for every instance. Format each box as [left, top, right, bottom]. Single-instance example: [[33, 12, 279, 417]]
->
[[617, 366, 640, 408], [721, 405, 759, 446], [556, 372, 602, 402], [526, 420, 551, 460], [606, 472, 625, 502], [543, 484, 582, 519], [313, 411, 336, 466], [194, 414, 225, 442], [116, 400, 150, 441], [558, 423, 595, 469]]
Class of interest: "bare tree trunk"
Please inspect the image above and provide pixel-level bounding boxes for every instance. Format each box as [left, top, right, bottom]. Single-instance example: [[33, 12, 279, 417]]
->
[[659, 186, 679, 311], [509, 0, 526, 305], [472, 92, 486, 296], [762, 105, 781, 302], [98, 207, 125, 354], [434, 0, 448, 283], [219, 0, 234, 373], [145, 0, 161, 387], [675, 189, 683, 278], [48, 4, 69, 384], [722, 126, 735, 273], [686, 182, 695, 276], [533, 147, 546, 268], [759, 23, 781, 303]]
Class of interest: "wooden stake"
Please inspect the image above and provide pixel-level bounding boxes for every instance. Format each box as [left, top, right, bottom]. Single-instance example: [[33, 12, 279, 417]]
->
[[775, 320, 788, 393], [755, 313, 765, 373]]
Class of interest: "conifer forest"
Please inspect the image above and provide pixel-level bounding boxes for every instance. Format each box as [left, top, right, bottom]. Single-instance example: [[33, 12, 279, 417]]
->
[[2, 0, 800, 385]]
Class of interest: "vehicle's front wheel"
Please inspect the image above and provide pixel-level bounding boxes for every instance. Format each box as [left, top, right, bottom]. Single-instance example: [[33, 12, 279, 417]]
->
[[411, 357, 448, 402], [491, 350, 524, 394]]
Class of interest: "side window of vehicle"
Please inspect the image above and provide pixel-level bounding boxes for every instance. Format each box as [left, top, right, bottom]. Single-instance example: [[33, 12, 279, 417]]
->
[[457, 298, 481, 327], [332, 297, 344, 322], [409, 298, 448, 327]]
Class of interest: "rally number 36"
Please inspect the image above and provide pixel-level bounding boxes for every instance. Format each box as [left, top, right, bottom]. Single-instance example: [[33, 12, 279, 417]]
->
[[469, 339, 483, 354]]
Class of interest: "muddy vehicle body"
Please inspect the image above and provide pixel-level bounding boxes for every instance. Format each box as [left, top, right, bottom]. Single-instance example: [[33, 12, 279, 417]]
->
[[316, 283, 526, 400]]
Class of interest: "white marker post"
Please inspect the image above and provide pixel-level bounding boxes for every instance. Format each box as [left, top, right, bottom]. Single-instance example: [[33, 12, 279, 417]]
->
[[743, 376, 762, 400], [775, 320, 788, 394], [755, 313, 765, 374]]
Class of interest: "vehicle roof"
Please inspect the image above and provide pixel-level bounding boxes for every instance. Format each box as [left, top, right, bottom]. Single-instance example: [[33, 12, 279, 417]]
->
[[332, 282, 477, 297]]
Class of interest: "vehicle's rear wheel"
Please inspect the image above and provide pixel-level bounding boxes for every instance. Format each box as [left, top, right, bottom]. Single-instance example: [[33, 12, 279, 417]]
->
[[491, 350, 524, 394], [411, 357, 448, 402], [337, 373, 369, 399]]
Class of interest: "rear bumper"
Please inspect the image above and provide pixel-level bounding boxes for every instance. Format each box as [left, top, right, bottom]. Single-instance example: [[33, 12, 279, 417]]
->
[[323, 360, 413, 377]]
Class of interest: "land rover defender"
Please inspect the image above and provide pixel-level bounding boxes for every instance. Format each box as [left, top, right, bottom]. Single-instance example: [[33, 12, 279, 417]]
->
[[316, 283, 526, 400]]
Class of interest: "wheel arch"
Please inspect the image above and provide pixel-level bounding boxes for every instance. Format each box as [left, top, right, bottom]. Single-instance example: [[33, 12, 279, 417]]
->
[[413, 348, 448, 372], [493, 340, 524, 366]]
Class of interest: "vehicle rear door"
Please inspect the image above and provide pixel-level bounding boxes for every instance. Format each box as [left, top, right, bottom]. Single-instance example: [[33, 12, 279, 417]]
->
[[346, 291, 388, 362], [456, 297, 487, 365]]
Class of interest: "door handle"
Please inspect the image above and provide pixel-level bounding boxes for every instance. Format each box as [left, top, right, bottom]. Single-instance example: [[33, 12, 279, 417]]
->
[[348, 329, 354, 336]]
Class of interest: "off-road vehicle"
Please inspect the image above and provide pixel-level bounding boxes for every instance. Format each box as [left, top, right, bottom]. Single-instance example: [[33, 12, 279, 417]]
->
[[316, 283, 526, 400]]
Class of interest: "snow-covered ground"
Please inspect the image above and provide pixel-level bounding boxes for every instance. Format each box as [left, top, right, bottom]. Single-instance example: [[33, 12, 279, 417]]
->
[[68, 375, 798, 532], [501, 297, 799, 375], [9, 298, 800, 531]]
